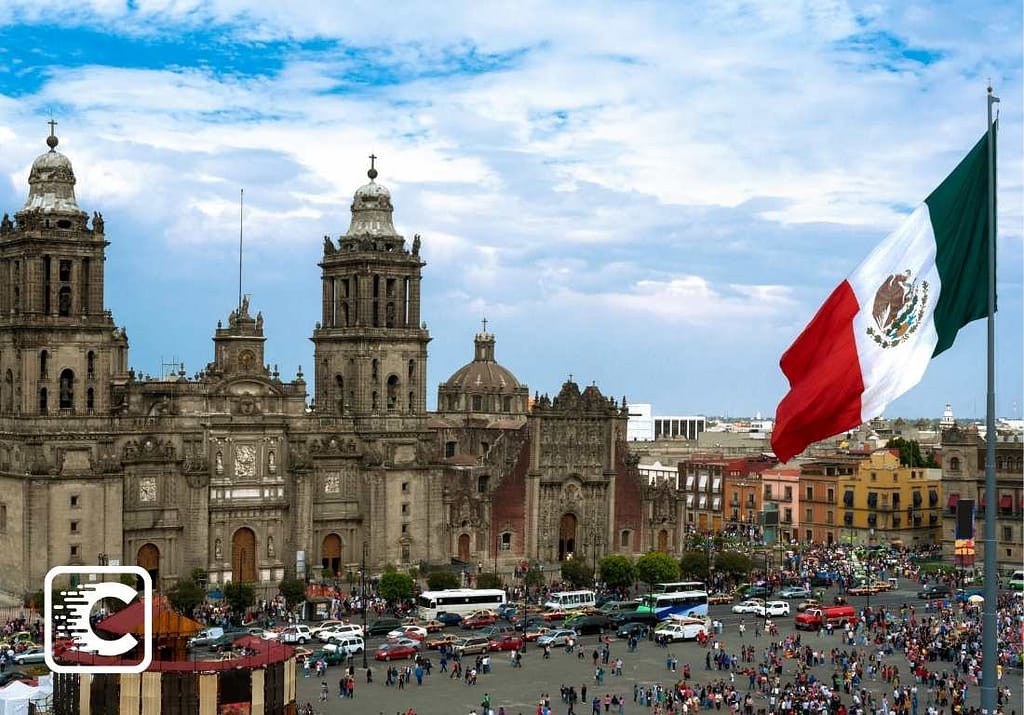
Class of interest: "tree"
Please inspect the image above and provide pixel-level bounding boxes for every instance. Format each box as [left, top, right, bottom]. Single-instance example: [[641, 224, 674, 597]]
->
[[598, 554, 636, 591], [426, 570, 460, 591], [378, 570, 415, 604], [886, 438, 938, 468], [635, 552, 680, 590], [278, 577, 307, 610], [475, 573, 503, 589], [523, 565, 545, 588], [167, 577, 206, 616], [713, 551, 754, 579], [679, 550, 710, 579], [224, 582, 255, 617], [560, 558, 594, 588]]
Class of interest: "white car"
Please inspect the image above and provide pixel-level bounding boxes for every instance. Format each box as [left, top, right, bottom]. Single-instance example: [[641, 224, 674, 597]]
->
[[386, 625, 427, 641], [13, 648, 46, 665], [731, 600, 765, 614], [536, 629, 577, 647], [653, 619, 707, 642], [318, 623, 365, 643], [756, 601, 791, 617], [279, 625, 313, 644]]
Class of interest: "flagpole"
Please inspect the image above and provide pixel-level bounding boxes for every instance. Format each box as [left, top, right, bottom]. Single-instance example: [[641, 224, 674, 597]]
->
[[980, 84, 999, 715]]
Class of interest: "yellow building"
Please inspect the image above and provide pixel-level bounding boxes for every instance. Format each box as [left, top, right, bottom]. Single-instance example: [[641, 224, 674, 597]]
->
[[838, 450, 943, 547]]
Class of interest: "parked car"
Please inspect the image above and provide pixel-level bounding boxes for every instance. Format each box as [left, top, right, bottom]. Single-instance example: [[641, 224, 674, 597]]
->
[[374, 642, 417, 661], [366, 618, 404, 636], [536, 629, 577, 648], [486, 634, 524, 652], [318, 623, 365, 643], [917, 584, 952, 599], [331, 636, 365, 657], [279, 625, 313, 645], [12, 648, 46, 665], [463, 612, 497, 629], [756, 601, 791, 617], [616, 622, 649, 639], [571, 614, 611, 635], [435, 612, 463, 627], [452, 636, 490, 656], [779, 586, 811, 599], [731, 600, 765, 614], [387, 625, 427, 641]]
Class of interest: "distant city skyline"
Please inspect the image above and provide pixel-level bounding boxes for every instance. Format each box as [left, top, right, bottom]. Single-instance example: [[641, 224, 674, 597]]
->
[[0, 2, 1020, 419]]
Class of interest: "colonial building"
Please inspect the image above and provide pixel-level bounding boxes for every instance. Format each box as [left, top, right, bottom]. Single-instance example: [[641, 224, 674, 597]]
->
[[795, 456, 860, 545], [939, 424, 1023, 575], [0, 128, 662, 602]]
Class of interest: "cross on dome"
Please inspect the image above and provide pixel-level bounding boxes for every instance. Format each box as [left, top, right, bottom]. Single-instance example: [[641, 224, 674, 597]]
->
[[368, 153, 378, 180]]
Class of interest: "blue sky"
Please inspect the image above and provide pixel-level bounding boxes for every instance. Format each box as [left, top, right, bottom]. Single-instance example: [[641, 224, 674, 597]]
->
[[0, 1, 1020, 420]]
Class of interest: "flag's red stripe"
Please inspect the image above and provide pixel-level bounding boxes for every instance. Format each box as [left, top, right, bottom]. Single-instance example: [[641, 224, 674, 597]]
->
[[771, 280, 865, 462]]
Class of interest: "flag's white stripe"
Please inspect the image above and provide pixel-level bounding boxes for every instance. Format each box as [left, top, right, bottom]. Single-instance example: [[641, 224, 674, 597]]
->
[[848, 204, 941, 421]]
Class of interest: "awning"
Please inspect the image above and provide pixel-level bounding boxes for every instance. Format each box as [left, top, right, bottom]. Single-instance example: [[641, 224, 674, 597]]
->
[[948, 494, 960, 509], [999, 494, 1013, 510]]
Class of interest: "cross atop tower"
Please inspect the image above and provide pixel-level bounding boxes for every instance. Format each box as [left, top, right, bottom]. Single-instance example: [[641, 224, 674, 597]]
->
[[481, 317, 488, 333], [369, 153, 376, 170], [367, 153, 378, 180], [48, 118, 58, 137]]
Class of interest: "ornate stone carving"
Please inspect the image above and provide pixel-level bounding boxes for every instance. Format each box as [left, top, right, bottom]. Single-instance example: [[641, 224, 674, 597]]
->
[[234, 445, 257, 477]]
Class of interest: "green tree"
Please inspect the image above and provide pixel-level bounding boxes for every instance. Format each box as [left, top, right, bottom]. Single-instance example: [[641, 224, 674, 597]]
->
[[475, 573, 503, 589], [224, 582, 255, 617], [635, 552, 680, 590], [278, 577, 308, 610], [427, 570, 460, 590], [713, 550, 754, 579], [598, 554, 636, 591], [560, 559, 594, 588], [523, 565, 545, 588], [167, 577, 206, 616], [679, 550, 710, 579], [886, 438, 938, 468], [378, 570, 415, 604]]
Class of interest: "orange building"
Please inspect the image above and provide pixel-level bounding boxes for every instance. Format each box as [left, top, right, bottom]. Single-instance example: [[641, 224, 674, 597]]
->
[[762, 466, 801, 543], [796, 455, 862, 545], [722, 455, 773, 536]]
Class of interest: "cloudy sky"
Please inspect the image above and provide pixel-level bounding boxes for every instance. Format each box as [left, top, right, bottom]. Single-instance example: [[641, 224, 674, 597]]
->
[[0, 1, 1020, 420]]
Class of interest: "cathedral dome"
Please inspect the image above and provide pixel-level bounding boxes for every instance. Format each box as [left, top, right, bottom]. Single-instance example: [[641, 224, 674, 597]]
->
[[345, 158, 397, 237], [438, 324, 529, 416], [21, 128, 85, 216]]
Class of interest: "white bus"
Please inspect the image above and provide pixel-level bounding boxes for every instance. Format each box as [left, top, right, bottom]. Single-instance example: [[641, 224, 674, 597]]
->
[[638, 590, 709, 620], [415, 589, 507, 620], [652, 581, 705, 594], [543, 590, 597, 611]]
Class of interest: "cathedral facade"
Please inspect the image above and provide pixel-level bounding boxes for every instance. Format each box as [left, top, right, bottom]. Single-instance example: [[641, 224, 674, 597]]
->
[[0, 129, 668, 602]]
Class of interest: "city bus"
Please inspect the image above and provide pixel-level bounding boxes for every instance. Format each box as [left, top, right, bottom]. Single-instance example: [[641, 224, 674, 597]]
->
[[652, 581, 705, 594], [415, 589, 507, 620], [637, 589, 709, 620], [543, 590, 597, 611]]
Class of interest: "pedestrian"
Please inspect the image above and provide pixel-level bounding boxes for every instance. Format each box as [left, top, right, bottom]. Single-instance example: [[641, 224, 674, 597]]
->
[[319, 681, 328, 702]]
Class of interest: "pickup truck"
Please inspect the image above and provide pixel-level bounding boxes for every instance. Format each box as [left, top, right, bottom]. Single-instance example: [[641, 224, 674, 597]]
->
[[793, 605, 855, 630]]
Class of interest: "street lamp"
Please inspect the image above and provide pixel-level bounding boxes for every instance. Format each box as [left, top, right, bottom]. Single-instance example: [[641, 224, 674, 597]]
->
[[360, 542, 368, 670]]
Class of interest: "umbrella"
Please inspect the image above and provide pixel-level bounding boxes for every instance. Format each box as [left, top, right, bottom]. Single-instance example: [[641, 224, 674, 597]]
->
[[967, 594, 984, 604]]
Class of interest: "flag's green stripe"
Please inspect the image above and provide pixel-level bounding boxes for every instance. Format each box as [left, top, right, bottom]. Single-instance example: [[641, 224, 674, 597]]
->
[[924, 130, 994, 357]]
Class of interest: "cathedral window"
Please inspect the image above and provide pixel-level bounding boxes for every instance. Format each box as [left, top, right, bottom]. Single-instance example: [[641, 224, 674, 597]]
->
[[371, 391, 379, 411], [445, 441, 456, 458], [38, 387, 47, 415], [503, 397, 512, 412], [386, 375, 399, 412], [401, 544, 410, 563], [58, 286, 71, 316], [500, 532, 512, 551], [372, 359, 378, 381], [2, 370, 11, 413], [477, 475, 490, 493], [401, 503, 409, 515], [386, 302, 395, 327], [86, 388, 94, 412], [87, 351, 95, 379], [472, 395, 482, 411], [401, 482, 409, 493], [408, 360, 415, 379], [408, 391, 414, 413], [59, 369, 74, 410], [949, 457, 960, 472], [39, 350, 48, 379], [448, 395, 458, 411], [335, 374, 344, 414], [0, 504, 6, 532], [59, 260, 71, 282], [620, 530, 630, 548]]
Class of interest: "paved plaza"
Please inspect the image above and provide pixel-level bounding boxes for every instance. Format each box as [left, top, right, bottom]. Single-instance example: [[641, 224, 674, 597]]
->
[[292, 586, 1018, 715]]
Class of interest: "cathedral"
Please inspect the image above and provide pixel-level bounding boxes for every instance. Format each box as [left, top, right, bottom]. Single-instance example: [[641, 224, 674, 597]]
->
[[0, 127, 671, 602]]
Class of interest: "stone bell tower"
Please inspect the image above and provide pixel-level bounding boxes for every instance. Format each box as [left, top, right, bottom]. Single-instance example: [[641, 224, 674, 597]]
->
[[0, 122, 128, 416], [311, 157, 430, 418]]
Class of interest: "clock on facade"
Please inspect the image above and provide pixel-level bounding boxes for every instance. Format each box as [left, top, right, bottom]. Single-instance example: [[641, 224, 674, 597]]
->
[[139, 477, 157, 503], [234, 445, 257, 477]]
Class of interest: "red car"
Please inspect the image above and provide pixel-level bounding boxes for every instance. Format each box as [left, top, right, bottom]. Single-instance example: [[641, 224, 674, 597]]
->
[[374, 643, 417, 661], [487, 634, 524, 652], [463, 613, 497, 629]]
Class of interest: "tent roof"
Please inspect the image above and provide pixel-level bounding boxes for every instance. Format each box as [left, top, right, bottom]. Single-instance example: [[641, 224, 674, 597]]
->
[[96, 596, 203, 637]]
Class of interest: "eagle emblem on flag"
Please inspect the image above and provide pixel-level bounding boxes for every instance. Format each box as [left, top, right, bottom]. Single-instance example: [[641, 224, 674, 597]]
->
[[867, 270, 929, 348]]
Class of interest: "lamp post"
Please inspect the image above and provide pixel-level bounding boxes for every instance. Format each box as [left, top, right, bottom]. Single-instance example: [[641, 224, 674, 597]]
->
[[360, 542, 368, 670]]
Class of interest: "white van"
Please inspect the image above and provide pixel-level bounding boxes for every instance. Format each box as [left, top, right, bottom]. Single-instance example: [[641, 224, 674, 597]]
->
[[332, 635, 365, 656], [1008, 570, 1024, 590]]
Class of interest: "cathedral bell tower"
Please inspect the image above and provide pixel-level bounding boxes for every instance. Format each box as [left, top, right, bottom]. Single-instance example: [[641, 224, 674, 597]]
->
[[311, 157, 430, 418], [0, 123, 128, 416]]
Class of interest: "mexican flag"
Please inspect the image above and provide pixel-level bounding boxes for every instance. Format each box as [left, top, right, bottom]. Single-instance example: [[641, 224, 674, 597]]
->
[[771, 130, 994, 462]]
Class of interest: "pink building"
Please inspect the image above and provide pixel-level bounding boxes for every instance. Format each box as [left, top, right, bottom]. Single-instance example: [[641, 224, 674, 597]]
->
[[762, 467, 801, 543]]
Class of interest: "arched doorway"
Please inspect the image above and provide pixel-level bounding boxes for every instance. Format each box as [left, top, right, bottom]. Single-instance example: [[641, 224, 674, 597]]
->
[[321, 533, 342, 576], [232, 527, 257, 583], [657, 529, 669, 552], [558, 513, 578, 561], [457, 533, 471, 563], [137, 543, 160, 586]]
